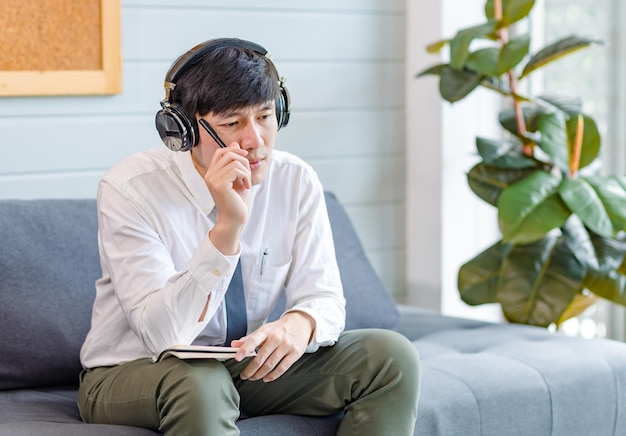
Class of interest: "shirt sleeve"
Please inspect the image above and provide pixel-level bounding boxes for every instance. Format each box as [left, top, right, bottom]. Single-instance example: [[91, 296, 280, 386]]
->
[[97, 180, 238, 354]]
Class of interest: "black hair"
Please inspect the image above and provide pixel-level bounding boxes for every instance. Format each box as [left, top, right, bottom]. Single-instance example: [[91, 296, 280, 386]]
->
[[170, 46, 280, 118]]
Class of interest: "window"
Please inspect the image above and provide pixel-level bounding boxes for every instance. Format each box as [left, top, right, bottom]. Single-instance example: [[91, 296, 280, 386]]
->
[[540, 0, 626, 340]]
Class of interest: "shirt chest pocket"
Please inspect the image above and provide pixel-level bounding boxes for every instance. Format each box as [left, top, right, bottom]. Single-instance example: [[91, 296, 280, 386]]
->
[[250, 252, 292, 291], [245, 254, 292, 330]]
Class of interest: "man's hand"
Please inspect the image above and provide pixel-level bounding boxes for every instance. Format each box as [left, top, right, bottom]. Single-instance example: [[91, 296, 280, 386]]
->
[[204, 143, 251, 255], [231, 311, 315, 382]]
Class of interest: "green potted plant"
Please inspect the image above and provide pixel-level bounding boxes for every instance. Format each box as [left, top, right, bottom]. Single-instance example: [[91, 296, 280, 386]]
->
[[418, 0, 626, 327]]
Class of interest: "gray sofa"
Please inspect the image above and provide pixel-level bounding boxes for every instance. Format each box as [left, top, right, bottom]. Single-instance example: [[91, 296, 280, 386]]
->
[[1, 192, 626, 435]]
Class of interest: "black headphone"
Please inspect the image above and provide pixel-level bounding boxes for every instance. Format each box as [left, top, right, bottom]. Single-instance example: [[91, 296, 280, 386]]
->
[[155, 38, 291, 152]]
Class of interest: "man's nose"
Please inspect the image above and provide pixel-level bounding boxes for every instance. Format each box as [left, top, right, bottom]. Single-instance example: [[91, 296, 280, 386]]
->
[[238, 121, 263, 150]]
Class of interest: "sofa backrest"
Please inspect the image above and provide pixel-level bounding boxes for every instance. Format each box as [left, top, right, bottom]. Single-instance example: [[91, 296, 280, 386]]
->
[[0, 199, 100, 390], [0, 193, 398, 390]]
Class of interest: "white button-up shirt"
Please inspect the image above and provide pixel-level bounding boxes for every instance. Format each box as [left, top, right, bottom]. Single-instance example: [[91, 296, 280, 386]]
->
[[80, 147, 346, 369]]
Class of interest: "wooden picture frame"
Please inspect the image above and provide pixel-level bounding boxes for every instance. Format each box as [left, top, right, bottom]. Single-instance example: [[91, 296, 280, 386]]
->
[[0, 0, 121, 96]]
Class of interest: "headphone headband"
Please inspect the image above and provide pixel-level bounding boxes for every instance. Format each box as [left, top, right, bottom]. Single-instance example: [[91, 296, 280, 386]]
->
[[155, 38, 291, 152]]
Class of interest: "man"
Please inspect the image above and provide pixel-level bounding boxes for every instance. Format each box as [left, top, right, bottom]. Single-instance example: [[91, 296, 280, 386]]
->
[[78, 38, 420, 435]]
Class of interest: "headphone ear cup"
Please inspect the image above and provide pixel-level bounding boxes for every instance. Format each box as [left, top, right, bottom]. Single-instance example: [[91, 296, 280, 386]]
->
[[155, 104, 199, 151], [276, 84, 291, 131]]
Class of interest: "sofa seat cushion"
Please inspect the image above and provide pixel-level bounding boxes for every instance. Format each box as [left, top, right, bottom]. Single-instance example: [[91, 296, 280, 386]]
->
[[398, 307, 626, 436], [0, 387, 155, 435]]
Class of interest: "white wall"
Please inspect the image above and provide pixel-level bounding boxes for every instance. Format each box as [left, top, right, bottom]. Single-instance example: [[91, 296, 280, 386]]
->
[[0, 1, 408, 300]]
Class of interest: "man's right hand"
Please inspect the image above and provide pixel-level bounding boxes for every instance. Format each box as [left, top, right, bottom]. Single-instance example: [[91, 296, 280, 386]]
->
[[204, 143, 251, 255]]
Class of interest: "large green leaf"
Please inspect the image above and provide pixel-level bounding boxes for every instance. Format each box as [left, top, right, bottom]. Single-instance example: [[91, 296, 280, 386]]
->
[[458, 241, 510, 305], [466, 47, 500, 76], [584, 270, 626, 306], [416, 64, 484, 103], [499, 95, 582, 136], [583, 176, 626, 232], [476, 137, 537, 169], [520, 35, 601, 79], [416, 63, 447, 78], [484, 0, 536, 26], [619, 252, 626, 276], [565, 114, 601, 170], [498, 170, 571, 243], [559, 178, 614, 237], [480, 76, 511, 96], [449, 21, 498, 70], [440, 67, 485, 103], [536, 95, 583, 115], [467, 163, 539, 206], [537, 112, 569, 173], [562, 214, 626, 272], [499, 105, 545, 135], [498, 34, 531, 73], [557, 292, 600, 324], [426, 39, 450, 54], [497, 234, 584, 326]]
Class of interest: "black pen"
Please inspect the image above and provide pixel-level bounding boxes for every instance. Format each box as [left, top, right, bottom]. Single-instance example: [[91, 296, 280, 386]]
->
[[260, 248, 268, 276], [199, 119, 228, 148]]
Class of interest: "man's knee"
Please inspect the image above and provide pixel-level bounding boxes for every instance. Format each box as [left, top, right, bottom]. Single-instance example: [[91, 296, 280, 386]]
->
[[343, 329, 421, 392], [343, 329, 420, 434], [159, 358, 239, 407], [345, 328, 419, 360], [157, 359, 240, 435]]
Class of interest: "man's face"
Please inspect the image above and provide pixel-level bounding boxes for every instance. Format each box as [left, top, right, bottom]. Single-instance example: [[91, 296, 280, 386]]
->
[[194, 101, 278, 186]]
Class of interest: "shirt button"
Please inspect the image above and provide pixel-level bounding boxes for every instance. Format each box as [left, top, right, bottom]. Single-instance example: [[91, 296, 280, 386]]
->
[[212, 268, 222, 277]]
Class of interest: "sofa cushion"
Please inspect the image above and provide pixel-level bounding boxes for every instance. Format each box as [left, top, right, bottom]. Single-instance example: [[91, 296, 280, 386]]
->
[[0, 387, 156, 435], [396, 307, 626, 436], [0, 200, 100, 390]]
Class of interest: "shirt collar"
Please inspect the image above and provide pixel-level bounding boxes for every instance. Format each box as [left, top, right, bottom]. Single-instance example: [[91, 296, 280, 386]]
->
[[175, 150, 216, 215]]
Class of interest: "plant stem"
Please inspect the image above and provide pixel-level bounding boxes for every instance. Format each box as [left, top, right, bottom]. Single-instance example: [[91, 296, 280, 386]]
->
[[495, 0, 532, 157], [507, 71, 532, 155], [570, 114, 583, 178]]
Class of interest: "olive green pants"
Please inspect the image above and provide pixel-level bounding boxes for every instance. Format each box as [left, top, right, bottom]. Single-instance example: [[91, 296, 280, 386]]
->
[[78, 329, 420, 435]]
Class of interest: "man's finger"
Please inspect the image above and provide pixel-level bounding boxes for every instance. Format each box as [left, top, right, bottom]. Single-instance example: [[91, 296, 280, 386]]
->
[[262, 351, 299, 382]]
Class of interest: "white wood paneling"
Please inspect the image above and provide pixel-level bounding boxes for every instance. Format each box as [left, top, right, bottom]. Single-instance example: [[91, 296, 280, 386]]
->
[[346, 202, 405, 251], [278, 110, 405, 159], [0, 172, 102, 199], [1, 61, 403, 117], [123, 0, 405, 12], [368, 248, 406, 301], [121, 8, 405, 62], [0, 109, 404, 173], [313, 156, 405, 204], [0, 0, 406, 300]]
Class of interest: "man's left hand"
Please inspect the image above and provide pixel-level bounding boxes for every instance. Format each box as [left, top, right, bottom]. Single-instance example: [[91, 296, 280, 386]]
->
[[231, 311, 315, 382]]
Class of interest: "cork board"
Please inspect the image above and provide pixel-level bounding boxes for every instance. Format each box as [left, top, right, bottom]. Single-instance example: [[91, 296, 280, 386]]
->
[[0, 0, 121, 96]]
